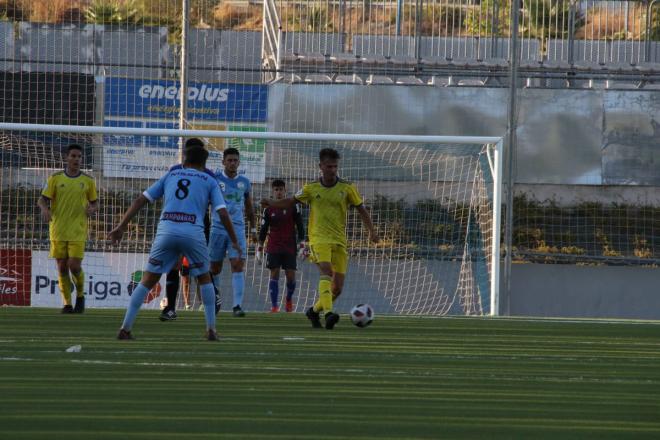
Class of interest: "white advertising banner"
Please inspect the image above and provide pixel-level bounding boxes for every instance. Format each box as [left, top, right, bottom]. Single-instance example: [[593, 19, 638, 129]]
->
[[103, 145, 179, 179], [102, 144, 265, 183], [31, 251, 165, 309]]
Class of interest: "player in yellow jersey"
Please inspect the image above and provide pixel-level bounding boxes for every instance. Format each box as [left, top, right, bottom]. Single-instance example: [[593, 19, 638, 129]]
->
[[37, 144, 98, 314], [260, 148, 379, 329]]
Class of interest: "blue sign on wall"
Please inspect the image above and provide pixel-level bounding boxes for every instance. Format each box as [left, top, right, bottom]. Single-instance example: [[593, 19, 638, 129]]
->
[[104, 119, 179, 148], [104, 77, 268, 123]]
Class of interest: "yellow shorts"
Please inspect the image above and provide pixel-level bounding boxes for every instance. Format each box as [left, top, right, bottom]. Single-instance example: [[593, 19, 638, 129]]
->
[[49, 241, 85, 259], [308, 243, 348, 274]]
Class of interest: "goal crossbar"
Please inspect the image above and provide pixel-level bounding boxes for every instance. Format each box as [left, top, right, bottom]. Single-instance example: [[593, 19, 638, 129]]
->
[[0, 123, 502, 146]]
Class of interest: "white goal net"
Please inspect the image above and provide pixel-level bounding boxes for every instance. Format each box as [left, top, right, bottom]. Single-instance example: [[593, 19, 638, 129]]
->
[[0, 125, 502, 316]]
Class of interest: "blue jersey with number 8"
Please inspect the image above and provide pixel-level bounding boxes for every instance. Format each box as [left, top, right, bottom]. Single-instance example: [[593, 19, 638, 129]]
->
[[144, 167, 225, 238]]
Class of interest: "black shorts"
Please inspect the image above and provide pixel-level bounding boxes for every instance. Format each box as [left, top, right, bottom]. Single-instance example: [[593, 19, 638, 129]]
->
[[266, 252, 297, 271]]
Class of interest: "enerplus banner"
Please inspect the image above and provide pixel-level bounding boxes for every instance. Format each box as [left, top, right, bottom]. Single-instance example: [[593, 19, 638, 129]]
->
[[104, 77, 267, 122], [103, 78, 267, 182]]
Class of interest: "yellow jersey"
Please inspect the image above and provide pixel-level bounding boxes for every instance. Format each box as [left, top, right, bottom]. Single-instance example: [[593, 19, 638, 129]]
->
[[294, 178, 363, 247], [41, 171, 98, 242]]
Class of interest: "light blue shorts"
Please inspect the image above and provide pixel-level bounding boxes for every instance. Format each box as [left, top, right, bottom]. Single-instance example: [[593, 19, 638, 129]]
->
[[145, 233, 210, 276], [209, 228, 246, 262]]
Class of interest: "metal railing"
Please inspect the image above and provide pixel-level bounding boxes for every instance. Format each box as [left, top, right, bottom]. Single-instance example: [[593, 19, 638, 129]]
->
[[262, 0, 283, 82], [262, 0, 660, 64]]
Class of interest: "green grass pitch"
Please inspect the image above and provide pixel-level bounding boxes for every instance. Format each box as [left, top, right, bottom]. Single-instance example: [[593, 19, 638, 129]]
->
[[1, 307, 660, 439]]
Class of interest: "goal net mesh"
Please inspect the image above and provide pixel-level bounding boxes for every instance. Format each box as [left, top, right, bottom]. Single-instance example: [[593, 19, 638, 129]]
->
[[0, 128, 499, 316]]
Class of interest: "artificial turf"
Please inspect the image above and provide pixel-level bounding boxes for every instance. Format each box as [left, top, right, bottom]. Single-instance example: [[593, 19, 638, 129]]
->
[[1, 307, 660, 439]]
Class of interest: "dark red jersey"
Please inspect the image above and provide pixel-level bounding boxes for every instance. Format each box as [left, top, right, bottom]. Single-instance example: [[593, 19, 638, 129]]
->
[[259, 205, 305, 254]]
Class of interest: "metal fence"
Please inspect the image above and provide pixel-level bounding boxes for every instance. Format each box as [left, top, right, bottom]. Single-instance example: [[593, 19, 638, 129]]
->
[[0, 0, 658, 271], [263, 0, 660, 82], [0, 0, 658, 84]]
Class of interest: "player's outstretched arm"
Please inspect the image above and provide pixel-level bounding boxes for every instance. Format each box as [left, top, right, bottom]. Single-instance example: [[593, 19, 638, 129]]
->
[[356, 205, 380, 244], [108, 194, 149, 244], [37, 196, 52, 223], [259, 197, 297, 210], [217, 207, 243, 259], [86, 200, 99, 216], [294, 205, 308, 259], [245, 193, 258, 243], [256, 208, 269, 264], [258, 208, 270, 245]]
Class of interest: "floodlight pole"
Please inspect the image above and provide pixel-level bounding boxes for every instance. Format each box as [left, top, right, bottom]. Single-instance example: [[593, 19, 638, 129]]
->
[[179, 0, 190, 160], [503, 0, 521, 317]]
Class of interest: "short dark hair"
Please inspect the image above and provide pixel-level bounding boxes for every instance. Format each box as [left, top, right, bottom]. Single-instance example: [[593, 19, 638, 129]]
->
[[223, 147, 240, 159], [271, 179, 286, 188], [66, 144, 83, 154], [184, 144, 209, 166], [319, 148, 340, 161], [184, 138, 205, 149]]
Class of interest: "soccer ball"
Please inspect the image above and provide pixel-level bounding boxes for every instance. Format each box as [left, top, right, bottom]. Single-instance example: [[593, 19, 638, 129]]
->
[[350, 304, 374, 328]]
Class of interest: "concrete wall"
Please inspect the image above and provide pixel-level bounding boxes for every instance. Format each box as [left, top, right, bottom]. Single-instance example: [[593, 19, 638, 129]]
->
[[209, 260, 660, 320], [508, 264, 660, 320], [269, 84, 660, 187]]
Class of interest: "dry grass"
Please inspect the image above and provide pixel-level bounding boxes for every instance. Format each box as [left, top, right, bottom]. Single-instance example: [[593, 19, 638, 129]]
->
[[575, 6, 647, 40], [211, 3, 261, 30], [17, 0, 88, 23], [3, 1, 655, 43]]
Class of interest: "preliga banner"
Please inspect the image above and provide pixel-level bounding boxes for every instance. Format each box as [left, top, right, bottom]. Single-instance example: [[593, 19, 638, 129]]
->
[[0, 249, 32, 306], [31, 251, 165, 309]]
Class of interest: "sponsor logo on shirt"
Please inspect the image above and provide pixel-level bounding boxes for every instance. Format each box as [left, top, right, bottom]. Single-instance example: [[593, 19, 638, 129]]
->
[[162, 212, 196, 224]]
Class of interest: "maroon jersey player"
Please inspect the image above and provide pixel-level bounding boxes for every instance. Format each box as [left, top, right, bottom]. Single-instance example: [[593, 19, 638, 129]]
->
[[257, 179, 305, 312]]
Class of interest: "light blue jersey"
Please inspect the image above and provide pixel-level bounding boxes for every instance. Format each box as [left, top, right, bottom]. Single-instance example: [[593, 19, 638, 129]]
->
[[144, 166, 225, 238], [211, 171, 251, 232], [120, 164, 225, 334]]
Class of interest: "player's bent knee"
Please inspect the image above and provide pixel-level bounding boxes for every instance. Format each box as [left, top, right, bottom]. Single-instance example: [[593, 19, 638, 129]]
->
[[140, 271, 161, 289], [318, 264, 333, 277], [210, 261, 222, 274], [230, 260, 244, 272], [197, 272, 212, 284], [69, 261, 82, 273]]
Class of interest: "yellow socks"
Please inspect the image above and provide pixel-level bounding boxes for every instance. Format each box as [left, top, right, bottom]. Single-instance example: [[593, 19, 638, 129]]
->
[[72, 271, 85, 298], [313, 276, 333, 313], [58, 274, 72, 305]]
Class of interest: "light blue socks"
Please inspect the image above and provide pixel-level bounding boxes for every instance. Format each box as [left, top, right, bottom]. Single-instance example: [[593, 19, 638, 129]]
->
[[121, 283, 149, 330], [232, 272, 245, 307]]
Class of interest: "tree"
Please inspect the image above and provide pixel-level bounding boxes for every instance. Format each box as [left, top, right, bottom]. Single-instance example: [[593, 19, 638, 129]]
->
[[464, 0, 583, 39], [647, 3, 660, 41], [0, 0, 27, 21], [85, 0, 139, 25]]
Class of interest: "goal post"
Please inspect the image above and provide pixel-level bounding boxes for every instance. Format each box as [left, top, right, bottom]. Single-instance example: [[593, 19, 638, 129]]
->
[[0, 123, 503, 316]]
